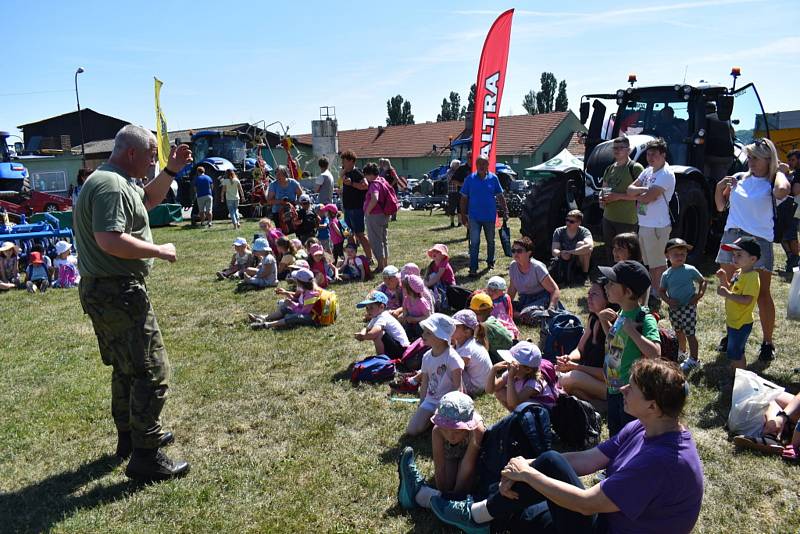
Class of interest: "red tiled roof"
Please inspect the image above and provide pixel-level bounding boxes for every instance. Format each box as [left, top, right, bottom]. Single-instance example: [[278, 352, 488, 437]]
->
[[564, 131, 586, 156], [294, 112, 571, 159]]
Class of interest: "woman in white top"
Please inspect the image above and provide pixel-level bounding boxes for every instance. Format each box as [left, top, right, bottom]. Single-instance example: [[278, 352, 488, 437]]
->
[[220, 169, 246, 229], [714, 138, 791, 361]]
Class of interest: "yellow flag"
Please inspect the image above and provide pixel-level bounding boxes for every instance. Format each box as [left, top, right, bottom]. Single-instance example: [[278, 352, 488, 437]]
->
[[154, 77, 170, 170]]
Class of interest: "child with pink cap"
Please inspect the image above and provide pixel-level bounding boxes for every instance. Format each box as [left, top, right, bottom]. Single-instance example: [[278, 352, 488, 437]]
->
[[487, 341, 559, 411], [425, 243, 456, 310], [308, 243, 336, 288], [399, 273, 434, 341], [397, 391, 486, 510]]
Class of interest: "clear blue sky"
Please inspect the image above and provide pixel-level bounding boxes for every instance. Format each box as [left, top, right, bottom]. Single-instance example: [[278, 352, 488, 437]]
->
[[4, 0, 798, 139]]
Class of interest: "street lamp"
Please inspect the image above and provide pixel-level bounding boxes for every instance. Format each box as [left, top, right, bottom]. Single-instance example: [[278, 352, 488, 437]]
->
[[74, 67, 86, 169]]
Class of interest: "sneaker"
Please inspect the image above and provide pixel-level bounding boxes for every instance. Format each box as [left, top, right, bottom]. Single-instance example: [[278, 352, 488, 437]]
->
[[677, 351, 688, 363], [486, 262, 495, 271], [759, 342, 776, 362], [467, 271, 478, 278], [250, 321, 267, 330], [430, 495, 488, 534], [717, 335, 728, 353], [680, 357, 700, 374], [216, 271, 226, 281], [125, 448, 190, 482], [397, 447, 425, 510], [390, 376, 419, 394]]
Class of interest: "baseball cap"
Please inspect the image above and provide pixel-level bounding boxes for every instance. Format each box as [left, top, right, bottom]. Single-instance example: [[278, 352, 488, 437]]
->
[[233, 237, 248, 247], [665, 238, 693, 253], [427, 244, 449, 258], [382, 265, 400, 278], [308, 243, 325, 257], [487, 276, 507, 291], [469, 292, 494, 312], [356, 291, 389, 308], [291, 268, 314, 282], [451, 309, 479, 331], [252, 238, 271, 252], [597, 260, 651, 296], [55, 241, 72, 255], [497, 340, 542, 368], [430, 391, 480, 430], [322, 203, 338, 215], [721, 236, 761, 259], [419, 313, 456, 342], [299, 194, 311, 203]]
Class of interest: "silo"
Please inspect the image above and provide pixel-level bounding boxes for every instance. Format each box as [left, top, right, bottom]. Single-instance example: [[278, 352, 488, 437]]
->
[[311, 106, 339, 181]]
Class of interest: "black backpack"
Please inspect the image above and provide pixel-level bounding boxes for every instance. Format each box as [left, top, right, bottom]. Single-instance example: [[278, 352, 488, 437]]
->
[[474, 402, 551, 499], [550, 394, 602, 450]]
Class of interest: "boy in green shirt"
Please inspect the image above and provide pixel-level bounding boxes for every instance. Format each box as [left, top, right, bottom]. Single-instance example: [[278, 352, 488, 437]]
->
[[470, 293, 514, 363], [598, 260, 662, 436], [715, 236, 761, 371]]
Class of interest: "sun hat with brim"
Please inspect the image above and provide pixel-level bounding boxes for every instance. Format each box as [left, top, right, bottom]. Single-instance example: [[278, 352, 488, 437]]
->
[[452, 309, 479, 331], [427, 244, 449, 258], [292, 268, 314, 283], [356, 291, 389, 308], [497, 340, 542, 368], [664, 238, 693, 253], [233, 237, 248, 247], [721, 236, 762, 259], [382, 265, 400, 278], [419, 313, 456, 342], [401, 262, 420, 278], [597, 260, 651, 297], [252, 238, 271, 252], [29, 251, 44, 265], [309, 243, 325, 257], [405, 274, 426, 295], [0, 241, 16, 253], [430, 391, 480, 430], [54, 241, 72, 255], [288, 260, 310, 271], [469, 292, 494, 312], [487, 276, 507, 291]]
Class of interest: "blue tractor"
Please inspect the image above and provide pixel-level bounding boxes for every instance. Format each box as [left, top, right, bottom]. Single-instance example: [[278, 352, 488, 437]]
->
[[0, 131, 30, 194]]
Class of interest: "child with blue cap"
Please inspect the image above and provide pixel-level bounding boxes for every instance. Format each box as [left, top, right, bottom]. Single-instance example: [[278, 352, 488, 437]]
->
[[354, 289, 409, 358]]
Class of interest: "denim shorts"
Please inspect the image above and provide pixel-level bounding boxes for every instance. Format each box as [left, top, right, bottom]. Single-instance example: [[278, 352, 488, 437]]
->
[[716, 228, 774, 271], [726, 322, 753, 361], [344, 208, 365, 234]]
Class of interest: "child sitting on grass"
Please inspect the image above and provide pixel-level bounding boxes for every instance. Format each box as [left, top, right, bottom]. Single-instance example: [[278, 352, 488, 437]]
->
[[249, 268, 320, 329], [0, 241, 20, 290], [487, 341, 559, 411], [406, 313, 464, 436], [659, 238, 707, 373], [397, 392, 486, 511], [399, 274, 434, 341], [469, 293, 514, 363], [715, 237, 760, 372], [337, 242, 368, 282], [485, 275, 520, 340], [451, 309, 493, 397], [217, 237, 255, 280], [354, 290, 409, 358], [25, 251, 50, 293], [240, 238, 277, 289], [308, 243, 336, 288], [52, 240, 80, 288], [425, 244, 455, 309], [259, 218, 284, 256], [375, 265, 403, 310], [291, 238, 308, 261], [275, 237, 298, 281]]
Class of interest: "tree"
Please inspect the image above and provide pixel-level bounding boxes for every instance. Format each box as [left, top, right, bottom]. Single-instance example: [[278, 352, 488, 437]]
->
[[536, 72, 557, 114], [386, 95, 414, 126], [555, 80, 569, 112], [437, 91, 466, 122], [436, 98, 452, 122], [522, 89, 538, 115], [467, 83, 477, 112]]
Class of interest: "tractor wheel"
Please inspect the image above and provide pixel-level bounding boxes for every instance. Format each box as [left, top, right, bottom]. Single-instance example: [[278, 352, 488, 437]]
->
[[520, 176, 572, 262], [671, 179, 709, 262]]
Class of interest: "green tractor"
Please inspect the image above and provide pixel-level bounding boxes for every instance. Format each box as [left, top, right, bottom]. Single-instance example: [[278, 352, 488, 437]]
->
[[520, 70, 770, 261]]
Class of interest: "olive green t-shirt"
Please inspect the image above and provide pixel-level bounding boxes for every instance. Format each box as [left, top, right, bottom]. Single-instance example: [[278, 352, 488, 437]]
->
[[74, 163, 154, 278], [602, 160, 643, 225]]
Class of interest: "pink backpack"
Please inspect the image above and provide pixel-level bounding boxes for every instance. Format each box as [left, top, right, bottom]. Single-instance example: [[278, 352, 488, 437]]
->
[[376, 178, 399, 216]]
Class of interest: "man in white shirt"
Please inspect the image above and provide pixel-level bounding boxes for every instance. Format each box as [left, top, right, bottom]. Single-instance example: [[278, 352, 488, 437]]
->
[[314, 156, 334, 205], [627, 138, 676, 296]]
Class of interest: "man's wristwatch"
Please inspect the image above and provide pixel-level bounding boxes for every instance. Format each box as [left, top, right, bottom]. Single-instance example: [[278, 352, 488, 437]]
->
[[163, 167, 178, 177], [777, 410, 791, 423]]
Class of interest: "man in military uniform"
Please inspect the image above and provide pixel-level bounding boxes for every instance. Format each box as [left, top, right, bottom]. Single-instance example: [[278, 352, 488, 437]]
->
[[74, 124, 192, 482]]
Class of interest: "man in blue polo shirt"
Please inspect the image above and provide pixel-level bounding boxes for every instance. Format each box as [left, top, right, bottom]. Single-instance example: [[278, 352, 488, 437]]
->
[[459, 155, 508, 277], [194, 166, 214, 227]]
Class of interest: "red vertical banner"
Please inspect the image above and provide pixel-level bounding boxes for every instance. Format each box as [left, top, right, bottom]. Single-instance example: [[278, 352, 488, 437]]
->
[[471, 9, 514, 171]]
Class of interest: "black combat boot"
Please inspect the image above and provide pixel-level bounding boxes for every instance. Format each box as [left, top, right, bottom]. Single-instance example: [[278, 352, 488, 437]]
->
[[125, 448, 190, 482], [116, 431, 175, 460]]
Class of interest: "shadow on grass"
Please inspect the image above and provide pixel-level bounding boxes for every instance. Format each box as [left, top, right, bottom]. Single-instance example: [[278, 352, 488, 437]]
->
[[0, 454, 143, 532], [692, 356, 735, 429], [378, 433, 433, 466]]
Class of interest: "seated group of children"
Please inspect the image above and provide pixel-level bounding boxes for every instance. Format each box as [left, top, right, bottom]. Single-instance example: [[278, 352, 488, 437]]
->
[[0, 240, 79, 294]]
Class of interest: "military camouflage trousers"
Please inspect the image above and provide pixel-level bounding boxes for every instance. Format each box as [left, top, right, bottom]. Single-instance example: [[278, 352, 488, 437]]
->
[[79, 276, 171, 449]]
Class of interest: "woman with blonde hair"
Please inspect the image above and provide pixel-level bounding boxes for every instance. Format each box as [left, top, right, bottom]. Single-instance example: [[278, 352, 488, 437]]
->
[[714, 137, 791, 361]]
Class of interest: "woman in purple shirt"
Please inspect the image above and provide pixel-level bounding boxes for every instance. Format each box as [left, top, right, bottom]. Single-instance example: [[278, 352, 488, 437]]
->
[[428, 358, 704, 534]]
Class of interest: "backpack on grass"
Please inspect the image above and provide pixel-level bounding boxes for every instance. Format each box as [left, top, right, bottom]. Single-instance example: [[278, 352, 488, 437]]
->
[[311, 289, 338, 326], [550, 394, 602, 450], [542, 311, 584, 362], [636, 310, 679, 362], [351, 355, 395, 383]]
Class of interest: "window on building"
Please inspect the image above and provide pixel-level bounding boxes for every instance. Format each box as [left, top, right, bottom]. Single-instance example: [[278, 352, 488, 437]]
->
[[34, 171, 68, 193]]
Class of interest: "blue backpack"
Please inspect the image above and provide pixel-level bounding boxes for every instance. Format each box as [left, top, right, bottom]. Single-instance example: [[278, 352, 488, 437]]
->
[[474, 402, 552, 499], [542, 311, 584, 362], [351, 355, 396, 383]]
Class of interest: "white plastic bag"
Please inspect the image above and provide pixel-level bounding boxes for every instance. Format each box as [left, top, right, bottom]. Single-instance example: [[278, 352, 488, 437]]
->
[[728, 368, 785, 436], [787, 268, 800, 321]]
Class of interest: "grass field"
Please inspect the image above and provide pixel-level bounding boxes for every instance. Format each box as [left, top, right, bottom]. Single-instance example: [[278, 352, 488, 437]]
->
[[1, 210, 798, 533]]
